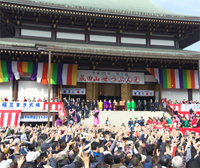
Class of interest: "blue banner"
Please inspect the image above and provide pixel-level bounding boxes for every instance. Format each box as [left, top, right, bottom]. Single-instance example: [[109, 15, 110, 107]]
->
[[20, 115, 52, 122]]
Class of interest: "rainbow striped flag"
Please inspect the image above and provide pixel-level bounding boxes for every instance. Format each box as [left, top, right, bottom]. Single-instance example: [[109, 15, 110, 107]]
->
[[146, 68, 199, 89], [0, 60, 78, 85], [36, 63, 78, 85]]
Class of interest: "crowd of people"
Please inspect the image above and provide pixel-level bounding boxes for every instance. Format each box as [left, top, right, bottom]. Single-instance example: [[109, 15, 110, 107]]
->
[[1, 96, 200, 167], [1, 120, 200, 168], [167, 99, 200, 105], [62, 98, 162, 113], [61, 97, 200, 131], [0, 96, 163, 112]]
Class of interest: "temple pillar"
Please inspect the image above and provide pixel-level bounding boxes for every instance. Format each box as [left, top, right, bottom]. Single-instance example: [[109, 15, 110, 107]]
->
[[92, 83, 98, 100], [154, 84, 162, 102], [53, 85, 58, 99], [121, 84, 131, 101], [12, 78, 18, 101], [58, 85, 62, 100], [86, 83, 93, 100], [188, 89, 192, 101]]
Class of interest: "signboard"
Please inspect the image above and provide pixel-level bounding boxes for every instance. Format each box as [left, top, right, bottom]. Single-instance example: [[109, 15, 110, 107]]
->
[[132, 90, 154, 96], [62, 88, 86, 95], [0, 102, 43, 110], [20, 115, 52, 122], [181, 104, 200, 111], [77, 70, 144, 84]]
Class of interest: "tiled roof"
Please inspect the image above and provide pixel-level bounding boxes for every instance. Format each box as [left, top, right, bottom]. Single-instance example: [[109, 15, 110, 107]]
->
[[0, 38, 199, 60], [3, 0, 200, 21]]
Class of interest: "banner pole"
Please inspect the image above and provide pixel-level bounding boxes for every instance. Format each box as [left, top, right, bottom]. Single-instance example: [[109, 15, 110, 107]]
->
[[48, 51, 51, 127]]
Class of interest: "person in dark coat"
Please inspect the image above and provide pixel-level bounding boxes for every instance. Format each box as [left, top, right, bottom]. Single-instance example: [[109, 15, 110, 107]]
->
[[134, 118, 140, 126], [81, 99, 86, 106], [143, 100, 147, 111], [128, 118, 134, 127], [85, 105, 90, 118], [86, 100, 90, 110], [137, 100, 142, 111], [93, 100, 97, 110], [154, 100, 159, 111], [81, 106, 85, 119], [90, 99, 93, 111], [150, 99, 155, 112], [160, 100, 166, 112], [139, 116, 145, 126]]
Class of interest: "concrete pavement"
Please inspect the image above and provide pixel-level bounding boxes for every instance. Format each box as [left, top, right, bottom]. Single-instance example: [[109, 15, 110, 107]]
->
[[79, 110, 170, 126]]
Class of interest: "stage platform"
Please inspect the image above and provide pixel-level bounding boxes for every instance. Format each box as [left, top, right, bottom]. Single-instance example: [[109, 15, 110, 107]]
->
[[81, 110, 170, 126]]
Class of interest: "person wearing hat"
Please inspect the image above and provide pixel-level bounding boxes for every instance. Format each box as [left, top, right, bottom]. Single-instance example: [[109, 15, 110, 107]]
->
[[0, 159, 12, 168], [139, 117, 145, 126], [20, 143, 30, 155], [26, 151, 40, 164], [134, 118, 140, 127], [128, 118, 134, 128], [40, 143, 50, 153]]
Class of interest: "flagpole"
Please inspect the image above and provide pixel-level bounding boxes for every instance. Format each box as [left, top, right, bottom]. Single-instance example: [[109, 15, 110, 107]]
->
[[47, 51, 51, 127]]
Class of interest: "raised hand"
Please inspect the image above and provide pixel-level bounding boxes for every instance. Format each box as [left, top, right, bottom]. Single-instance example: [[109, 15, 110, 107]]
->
[[17, 156, 25, 168]]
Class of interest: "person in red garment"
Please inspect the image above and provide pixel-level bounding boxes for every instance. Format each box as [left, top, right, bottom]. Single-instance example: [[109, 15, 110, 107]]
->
[[171, 117, 178, 128], [192, 115, 197, 128], [152, 117, 157, 126], [158, 118, 167, 127], [147, 117, 153, 125]]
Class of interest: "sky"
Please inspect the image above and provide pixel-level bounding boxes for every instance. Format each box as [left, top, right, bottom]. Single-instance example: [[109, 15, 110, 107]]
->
[[152, 0, 200, 52]]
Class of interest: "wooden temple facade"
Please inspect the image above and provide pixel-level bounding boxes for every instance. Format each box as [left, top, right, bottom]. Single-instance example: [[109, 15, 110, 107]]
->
[[0, 0, 200, 102]]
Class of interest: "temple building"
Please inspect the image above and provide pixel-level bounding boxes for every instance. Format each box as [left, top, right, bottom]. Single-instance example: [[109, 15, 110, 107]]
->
[[0, 0, 200, 103]]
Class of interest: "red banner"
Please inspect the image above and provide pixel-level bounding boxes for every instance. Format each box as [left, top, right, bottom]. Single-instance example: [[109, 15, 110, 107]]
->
[[0, 110, 22, 127], [43, 102, 66, 117]]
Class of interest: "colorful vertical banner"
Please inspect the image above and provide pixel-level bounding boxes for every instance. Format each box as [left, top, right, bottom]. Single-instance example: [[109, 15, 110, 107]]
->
[[0, 61, 77, 85], [146, 68, 199, 89]]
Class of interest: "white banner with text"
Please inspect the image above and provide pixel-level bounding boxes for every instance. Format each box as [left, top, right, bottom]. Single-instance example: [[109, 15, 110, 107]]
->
[[132, 90, 154, 96], [77, 70, 144, 84], [62, 88, 86, 95], [0, 102, 43, 110]]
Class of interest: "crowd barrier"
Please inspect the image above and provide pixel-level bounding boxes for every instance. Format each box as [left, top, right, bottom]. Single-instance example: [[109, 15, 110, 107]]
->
[[152, 126, 200, 136], [168, 104, 200, 117], [169, 104, 200, 112], [0, 110, 22, 127]]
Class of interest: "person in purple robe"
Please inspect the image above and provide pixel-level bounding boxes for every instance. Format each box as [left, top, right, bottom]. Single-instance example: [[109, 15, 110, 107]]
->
[[69, 108, 77, 122], [103, 99, 108, 111], [123, 99, 126, 110], [108, 99, 112, 111], [92, 107, 100, 126], [55, 118, 62, 127]]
